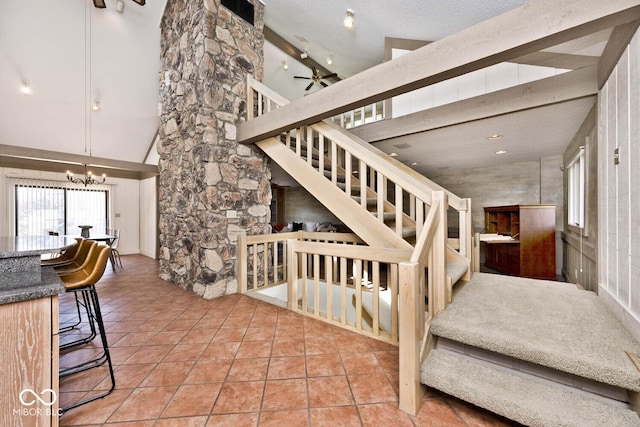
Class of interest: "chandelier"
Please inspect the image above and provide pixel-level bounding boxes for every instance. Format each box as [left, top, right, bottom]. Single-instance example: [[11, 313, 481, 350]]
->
[[67, 164, 106, 187]]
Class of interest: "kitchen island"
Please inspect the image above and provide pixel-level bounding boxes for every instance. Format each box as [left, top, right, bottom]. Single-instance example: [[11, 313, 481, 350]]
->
[[0, 235, 76, 427]]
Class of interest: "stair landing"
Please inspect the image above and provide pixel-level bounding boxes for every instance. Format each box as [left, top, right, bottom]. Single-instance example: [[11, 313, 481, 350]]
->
[[430, 272, 640, 392]]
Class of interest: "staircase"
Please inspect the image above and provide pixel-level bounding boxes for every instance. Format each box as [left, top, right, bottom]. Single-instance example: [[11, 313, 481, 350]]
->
[[248, 78, 472, 289], [240, 77, 640, 425], [422, 273, 640, 426]]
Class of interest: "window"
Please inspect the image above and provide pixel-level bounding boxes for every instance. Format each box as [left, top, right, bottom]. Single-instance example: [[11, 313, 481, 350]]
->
[[14, 183, 108, 236], [567, 146, 585, 229]]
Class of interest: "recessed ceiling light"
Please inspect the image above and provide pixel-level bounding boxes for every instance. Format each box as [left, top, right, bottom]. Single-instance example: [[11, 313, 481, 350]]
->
[[411, 161, 419, 166], [487, 134, 503, 140], [343, 9, 355, 30], [20, 81, 31, 94], [389, 152, 398, 157], [495, 150, 507, 155], [326, 53, 333, 65]]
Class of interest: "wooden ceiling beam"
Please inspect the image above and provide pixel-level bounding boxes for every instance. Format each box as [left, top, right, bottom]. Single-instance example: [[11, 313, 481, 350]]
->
[[238, 0, 640, 145], [350, 65, 598, 143]]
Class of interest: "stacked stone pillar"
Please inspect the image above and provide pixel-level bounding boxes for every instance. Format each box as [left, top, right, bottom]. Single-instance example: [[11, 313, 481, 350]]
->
[[157, 0, 268, 298]]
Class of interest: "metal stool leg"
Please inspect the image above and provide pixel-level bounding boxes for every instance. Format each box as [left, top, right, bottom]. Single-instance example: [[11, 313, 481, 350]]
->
[[60, 285, 115, 413]]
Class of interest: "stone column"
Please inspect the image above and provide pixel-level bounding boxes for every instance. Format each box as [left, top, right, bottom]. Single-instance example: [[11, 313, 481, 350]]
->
[[157, 0, 269, 299]]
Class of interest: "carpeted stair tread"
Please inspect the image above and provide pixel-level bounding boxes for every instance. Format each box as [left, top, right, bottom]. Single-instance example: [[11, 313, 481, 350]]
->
[[422, 349, 640, 427], [446, 261, 468, 285], [431, 273, 640, 391]]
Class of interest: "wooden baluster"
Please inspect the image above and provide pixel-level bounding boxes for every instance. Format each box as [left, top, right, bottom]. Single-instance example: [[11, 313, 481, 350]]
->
[[331, 141, 338, 185], [416, 201, 424, 241], [318, 134, 324, 175], [301, 248, 308, 314], [390, 263, 399, 343], [360, 160, 367, 209], [238, 234, 247, 293], [313, 254, 320, 317], [273, 240, 279, 283], [296, 128, 302, 156], [263, 243, 269, 288], [395, 183, 403, 237], [326, 255, 333, 322], [287, 240, 296, 311], [345, 152, 352, 198], [307, 127, 313, 166], [340, 257, 347, 325], [354, 258, 363, 331], [252, 243, 258, 290], [257, 93, 263, 117], [372, 261, 380, 336]]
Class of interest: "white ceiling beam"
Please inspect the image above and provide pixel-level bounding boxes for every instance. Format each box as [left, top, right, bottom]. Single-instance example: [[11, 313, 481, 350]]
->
[[350, 66, 598, 143], [238, 0, 640, 145], [509, 51, 598, 69], [597, 20, 640, 88], [0, 144, 159, 178]]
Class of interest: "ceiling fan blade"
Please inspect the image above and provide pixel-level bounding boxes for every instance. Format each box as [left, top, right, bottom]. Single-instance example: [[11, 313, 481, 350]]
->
[[321, 73, 338, 79], [131, 0, 146, 5], [305, 82, 314, 91], [294, 76, 311, 79], [320, 81, 328, 87], [93, 0, 106, 8]]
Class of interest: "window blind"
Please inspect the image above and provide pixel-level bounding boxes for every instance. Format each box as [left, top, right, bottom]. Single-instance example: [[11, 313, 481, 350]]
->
[[8, 177, 111, 237]]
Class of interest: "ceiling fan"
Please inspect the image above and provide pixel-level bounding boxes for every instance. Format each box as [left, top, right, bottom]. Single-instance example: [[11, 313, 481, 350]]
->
[[92, 0, 145, 8], [294, 67, 338, 91]]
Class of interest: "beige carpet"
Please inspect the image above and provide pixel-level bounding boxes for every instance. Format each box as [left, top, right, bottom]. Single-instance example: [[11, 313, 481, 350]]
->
[[431, 273, 640, 391]]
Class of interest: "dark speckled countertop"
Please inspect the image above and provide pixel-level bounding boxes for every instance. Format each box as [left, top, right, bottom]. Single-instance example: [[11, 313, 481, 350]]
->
[[0, 235, 76, 305]]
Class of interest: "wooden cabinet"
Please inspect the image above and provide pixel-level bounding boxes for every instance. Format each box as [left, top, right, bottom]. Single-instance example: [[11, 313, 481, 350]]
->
[[0, 295, 59, 427], [483, 205, 556, 280]]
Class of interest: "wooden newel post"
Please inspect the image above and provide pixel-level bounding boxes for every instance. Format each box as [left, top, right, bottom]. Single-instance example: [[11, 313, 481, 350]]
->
[[399, 261, 421, 415]]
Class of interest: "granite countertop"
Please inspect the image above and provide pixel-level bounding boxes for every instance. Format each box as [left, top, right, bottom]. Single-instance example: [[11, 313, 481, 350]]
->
[[0, 235, 77, 258], [0, 267, 65, 305]]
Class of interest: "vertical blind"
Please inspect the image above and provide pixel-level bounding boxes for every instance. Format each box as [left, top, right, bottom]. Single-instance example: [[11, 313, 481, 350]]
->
[[8, 177, 110, 236]]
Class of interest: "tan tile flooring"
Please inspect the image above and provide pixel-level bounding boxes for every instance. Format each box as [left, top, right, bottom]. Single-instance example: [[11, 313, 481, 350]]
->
[[58, 255, 516, 426]]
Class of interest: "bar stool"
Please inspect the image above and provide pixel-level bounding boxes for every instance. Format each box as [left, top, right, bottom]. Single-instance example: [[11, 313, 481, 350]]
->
[[41, 237, 82, 268], [58, 244, 115, 413], [54, 239, 97, 275]]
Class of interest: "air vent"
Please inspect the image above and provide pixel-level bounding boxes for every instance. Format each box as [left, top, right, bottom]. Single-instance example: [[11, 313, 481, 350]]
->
[[393, 142, 411, 149], [221, 0, 254, 26]]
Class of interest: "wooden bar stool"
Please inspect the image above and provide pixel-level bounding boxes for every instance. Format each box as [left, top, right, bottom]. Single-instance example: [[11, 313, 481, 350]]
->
[[58, 244, 115, 413]]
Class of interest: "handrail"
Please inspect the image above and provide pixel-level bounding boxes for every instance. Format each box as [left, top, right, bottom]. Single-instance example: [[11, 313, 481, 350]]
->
[[247, 76, 467, 212]]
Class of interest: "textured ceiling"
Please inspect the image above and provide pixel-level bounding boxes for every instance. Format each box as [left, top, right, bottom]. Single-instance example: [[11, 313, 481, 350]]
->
[[263, 0, 531, 78], [0, 0, 610, 181]]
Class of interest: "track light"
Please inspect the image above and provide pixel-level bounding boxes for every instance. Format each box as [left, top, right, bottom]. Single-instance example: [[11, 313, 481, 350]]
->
[[300, 50, 308, 59], [343, 9, 355, 30], [281, 60, 289, 70], [116, 0, 124, 13]]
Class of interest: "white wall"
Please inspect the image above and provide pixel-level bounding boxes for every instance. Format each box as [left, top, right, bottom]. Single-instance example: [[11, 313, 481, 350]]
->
[[0, 167, 142, 255], [598, 29, 640, 341], [139, 176, 157, 258]]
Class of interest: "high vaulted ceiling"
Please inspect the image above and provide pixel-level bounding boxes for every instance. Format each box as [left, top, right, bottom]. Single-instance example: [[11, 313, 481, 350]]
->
[[0, 0, 628, 179]]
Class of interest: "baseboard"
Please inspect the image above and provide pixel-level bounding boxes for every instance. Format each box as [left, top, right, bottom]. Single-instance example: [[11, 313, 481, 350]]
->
[[599, 285, 640, 343]]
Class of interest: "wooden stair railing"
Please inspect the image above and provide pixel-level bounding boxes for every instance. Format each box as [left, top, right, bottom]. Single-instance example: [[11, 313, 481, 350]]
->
[[247, 76, 473, 261], [245, 77, 466, 416]]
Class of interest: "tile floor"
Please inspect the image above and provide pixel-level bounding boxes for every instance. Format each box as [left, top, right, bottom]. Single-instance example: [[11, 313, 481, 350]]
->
[[58, 255, 516, 426]]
